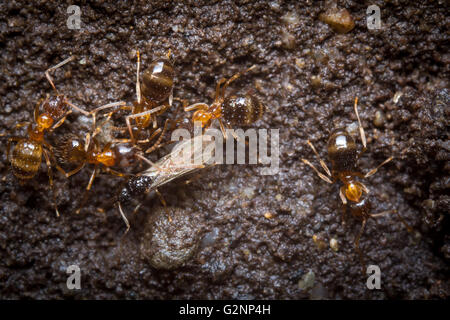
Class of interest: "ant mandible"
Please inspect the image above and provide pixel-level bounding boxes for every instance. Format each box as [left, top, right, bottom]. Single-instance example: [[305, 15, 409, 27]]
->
[[6, 56, 90, 217], [301, 97, 412, 272]]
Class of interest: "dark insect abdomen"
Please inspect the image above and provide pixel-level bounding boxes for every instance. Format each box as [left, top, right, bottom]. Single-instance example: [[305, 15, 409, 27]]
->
[[222, 94, 264, 125], [118, 175, 154, 204], [11, 140, 43, 179], [141, 58, 174, 103]]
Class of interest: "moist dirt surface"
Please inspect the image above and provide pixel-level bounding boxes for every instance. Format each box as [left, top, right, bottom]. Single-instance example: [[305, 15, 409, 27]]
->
[[0, 1, 448, 299]]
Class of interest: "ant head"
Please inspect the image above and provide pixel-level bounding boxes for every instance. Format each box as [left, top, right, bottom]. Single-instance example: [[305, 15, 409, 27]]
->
[[192, 109, 212, 127], [36, 113, 54, 129]]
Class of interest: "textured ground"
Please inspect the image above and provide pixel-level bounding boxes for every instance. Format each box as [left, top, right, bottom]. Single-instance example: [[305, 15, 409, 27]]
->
[[0, 0, 448, 299]]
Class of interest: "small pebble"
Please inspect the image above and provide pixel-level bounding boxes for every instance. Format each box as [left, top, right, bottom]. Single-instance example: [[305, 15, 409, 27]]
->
[[298, 270, 315, 290], [374, 110, 385, 127], [330, 238, 339, 252], [319, 8, 355, 34], [264, 212, 274, 219], [313, 235, 327, 251]]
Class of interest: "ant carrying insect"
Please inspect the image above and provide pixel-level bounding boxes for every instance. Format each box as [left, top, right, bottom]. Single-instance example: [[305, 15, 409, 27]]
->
[[301, 97, 413, 272], [6, 56, 90, 216]]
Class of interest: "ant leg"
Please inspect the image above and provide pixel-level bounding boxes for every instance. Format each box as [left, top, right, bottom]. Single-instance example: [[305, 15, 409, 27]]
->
[[43, 149, 60, 217], [173, 97, 188, 117], [145, 119, 169, 153], [341, 204, 347, 225], [155, 188, 172, 222], [354, 97, 367, 151], [75, 166, 98, 214], [339, 185, 347, 204], [136, 50, 141, 104], [218, 119, 228, 139], [354, 181, 370, 195], [135, 154, 170, 172], [64, 99, 89, 116], [301, 159, 333, 184], [6, 137, 22, 163], [60, 163, 85, 178], [104, 167, 129, 177], [89, 101, 128, 129], [220, 65, 256, 97], [214, 78, 228, 100], [371, 209, 413, 233], [112, 130, 161, 145], [306, 140, 331, 177], [126, 105, 165, 143], [13, 122, 30, 131], [34, 97, 46, 122], [45, 56, 76, 94], [218, 119, 240, 141], [184, 103, 209, 112], [117, 202, 131, 234], [354, 218, 367, 274], [89, 102, 129, 116], [49, 110, 72, 132], [365, 156, 394, 178]]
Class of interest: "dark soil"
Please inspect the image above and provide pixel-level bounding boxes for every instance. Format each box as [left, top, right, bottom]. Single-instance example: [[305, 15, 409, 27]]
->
[[0, 0, 448, 299]]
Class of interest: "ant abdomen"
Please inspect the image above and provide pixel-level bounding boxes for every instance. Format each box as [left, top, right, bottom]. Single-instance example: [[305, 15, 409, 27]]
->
[[141, 58, 174, 103], [55, 134, 86, 164], [11, 140, 43, 180], [327, 129, 358, 173], [111, 144, 140, 168], [222, 94, 264, 126], [347, 193, 371, 219]]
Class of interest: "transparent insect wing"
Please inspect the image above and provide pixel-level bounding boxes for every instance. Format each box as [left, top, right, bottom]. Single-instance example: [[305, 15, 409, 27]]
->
[[141, 134, 216, 190]]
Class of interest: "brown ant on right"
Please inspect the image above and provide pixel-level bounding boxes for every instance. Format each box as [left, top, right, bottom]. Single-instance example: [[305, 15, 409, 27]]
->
[[302, 97, 413, 272]]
